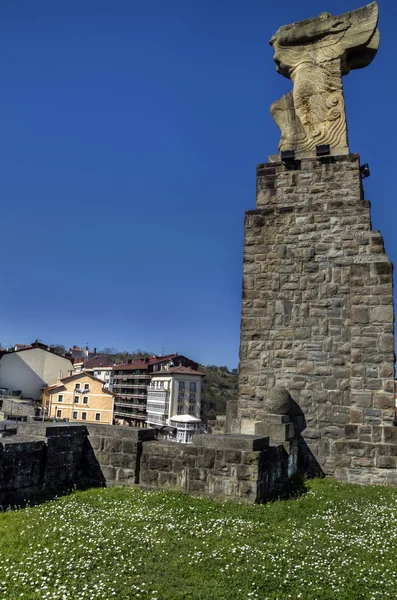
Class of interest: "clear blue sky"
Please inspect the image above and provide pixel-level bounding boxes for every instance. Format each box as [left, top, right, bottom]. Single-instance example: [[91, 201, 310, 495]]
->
[[0, 0, 395, 369]]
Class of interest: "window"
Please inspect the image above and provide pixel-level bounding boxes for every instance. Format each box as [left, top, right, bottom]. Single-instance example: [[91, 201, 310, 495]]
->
[[58, 394, 63, 403], [189, 382, 197, 393], [95, 413, 101, 421], [177, 404, 184, 415], [84, 384, 90, 391], [189, 404, 196, 415], [74, 396, 79, 404], [75, 383, 81, 390], [73, 411, 78, 420], [56, 409, 62, 418], [178, 381, 185, 401], [82, 412, 87, 420], [83, 396, 88, 405]]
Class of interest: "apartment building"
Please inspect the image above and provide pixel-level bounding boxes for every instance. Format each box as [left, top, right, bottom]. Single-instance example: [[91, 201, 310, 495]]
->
[[68, 346, 98, 361], [73, 355, 115, 388], [112, 354, 199, 428], [0, 342, 73, 401], [146, 366, 204, 442], [42, 372, 114, 425], [112, 360, 150, 427]]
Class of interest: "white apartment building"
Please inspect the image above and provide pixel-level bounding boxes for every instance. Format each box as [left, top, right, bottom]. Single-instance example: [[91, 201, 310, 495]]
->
[[72, 355, 115, 389], [146, 366, 204, 441]]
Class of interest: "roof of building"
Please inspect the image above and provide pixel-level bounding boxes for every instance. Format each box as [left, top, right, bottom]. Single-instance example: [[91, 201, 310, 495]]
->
[[42, 372, 115, 395], [113, 354, 198, 372], [2, 343, 72, 362], [152, 366, 205, 377], [113, 361, 149, 371], [169, 415, 201, 423], [148, 353, 179, 365], [83, 355, 115, 369]]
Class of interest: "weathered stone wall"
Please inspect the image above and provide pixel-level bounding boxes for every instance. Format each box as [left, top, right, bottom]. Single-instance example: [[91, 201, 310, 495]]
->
[[0, 423, 88, 506], [0, 423, 156, 506], [140, 434, 297, 502], [236, 154, 395, 475], [0, 423, 298, 505], [335, 426, 397, 485], [83, 424, 156, 485], [0, 436, 45, 506]]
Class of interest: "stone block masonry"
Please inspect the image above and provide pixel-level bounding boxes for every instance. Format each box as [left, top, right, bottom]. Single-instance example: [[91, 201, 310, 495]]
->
[[236, 154, 396, 479], [0, 423, 298, 506], [0, 422, 157, 506], [140, 434, 298, 502]]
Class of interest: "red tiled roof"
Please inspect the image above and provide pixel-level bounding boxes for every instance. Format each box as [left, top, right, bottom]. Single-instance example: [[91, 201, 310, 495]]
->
[[113, 361, 149, 371], [148, 354, 178, 365], [153, 366, 205, 376], [42, 372, 116, 395], [83, 355, 115, 369]]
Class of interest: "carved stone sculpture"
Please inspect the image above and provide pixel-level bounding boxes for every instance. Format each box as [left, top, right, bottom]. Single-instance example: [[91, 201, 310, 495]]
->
[[270, 2, 379, 156]]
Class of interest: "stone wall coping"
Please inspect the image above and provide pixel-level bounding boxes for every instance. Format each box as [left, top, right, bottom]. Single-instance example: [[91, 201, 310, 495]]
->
[[16, 422, 157, 442], [85, 424, 157, 441], [0, 435, 45, 448], [193, 434, 269, 451], [260, 152, 360, 169], [18, 422, 88, 438]]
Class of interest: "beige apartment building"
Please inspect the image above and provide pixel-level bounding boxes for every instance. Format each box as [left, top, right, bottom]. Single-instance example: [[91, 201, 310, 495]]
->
[[42, 373, 114, 425], [0, 342, 73, 400]]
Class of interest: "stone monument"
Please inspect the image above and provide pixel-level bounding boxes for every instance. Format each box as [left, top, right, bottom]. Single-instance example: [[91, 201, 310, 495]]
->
[[234, 2, 397, 485], [270, 2, 379, 156]]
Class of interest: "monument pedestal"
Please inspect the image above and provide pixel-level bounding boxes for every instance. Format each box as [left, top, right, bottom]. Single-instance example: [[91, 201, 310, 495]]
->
[[236, 154, 395, 477]]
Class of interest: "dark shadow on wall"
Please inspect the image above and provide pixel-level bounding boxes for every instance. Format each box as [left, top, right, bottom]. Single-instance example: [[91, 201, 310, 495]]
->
[[289, 399, 325, 478], [79, 436, 107, 488], [0, 426, 106, 511]]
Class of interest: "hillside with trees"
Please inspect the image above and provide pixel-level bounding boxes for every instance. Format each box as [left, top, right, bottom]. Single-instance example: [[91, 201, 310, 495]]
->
[[199, 365, 238, 424]]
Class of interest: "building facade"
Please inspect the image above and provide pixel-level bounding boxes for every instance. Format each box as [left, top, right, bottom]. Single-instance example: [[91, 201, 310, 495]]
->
[[42, 373, 114, 425], [146, 366, 204, 439], [112, 354, 199, 428], [68, 346, 97, 361], [73, 355, 115, 389], [112, 361, 150, 427], [0, 343, 73, 401]]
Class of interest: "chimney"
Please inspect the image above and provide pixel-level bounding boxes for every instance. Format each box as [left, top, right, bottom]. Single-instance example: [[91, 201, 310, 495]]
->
[[94, 348, 97, 354], [127, 359, 132, 364]]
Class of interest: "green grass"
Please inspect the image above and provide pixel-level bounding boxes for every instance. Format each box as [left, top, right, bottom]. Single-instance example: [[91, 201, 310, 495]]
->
[[1, 479, 397, 599]]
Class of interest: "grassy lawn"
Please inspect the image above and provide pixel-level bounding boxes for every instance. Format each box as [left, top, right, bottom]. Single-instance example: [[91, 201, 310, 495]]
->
[[1, 479, 397, 599]]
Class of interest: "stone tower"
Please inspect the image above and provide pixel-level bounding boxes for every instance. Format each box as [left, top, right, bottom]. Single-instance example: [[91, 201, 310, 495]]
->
[[234, 2, 397, 484]]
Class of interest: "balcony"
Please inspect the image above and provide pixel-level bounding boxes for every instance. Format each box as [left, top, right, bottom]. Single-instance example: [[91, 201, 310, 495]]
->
[[114, 406, 147, 415], [113, 374, 149, 380], [115, 402, 146, 410], [113, 383, 148, 389], [147, 390, 168, 399], [116, 393, 147, 400], [147, 409, 169, 417], [114, 410, 147, 420], [146, 414, 166, 425]]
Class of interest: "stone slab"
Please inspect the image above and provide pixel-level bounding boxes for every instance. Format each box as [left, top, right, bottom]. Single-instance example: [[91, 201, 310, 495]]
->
[[193, 434, 269, 451]]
